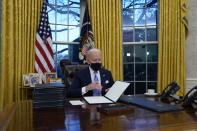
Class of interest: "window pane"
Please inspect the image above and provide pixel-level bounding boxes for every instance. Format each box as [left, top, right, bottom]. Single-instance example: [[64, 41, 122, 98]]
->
[[56, 0, 68, 5], [69, 25, 80, 42], [53, 44, 69, 72], [147, 64, 157, 81], [135, 45, 146, 62], [135, 64, 146, 81], [50, 25, 56, 40], [69, 8, 80, 25], [147, 27, 157, 41], [53, 44, 57, 56], [48, 5, 56, 24], [123, 9, 134, 26], [134, 0, 145, 8], [134, 9, 145, 26], [146, 0, 158, 8], [54, 44, 68, 61], [135, 82, 146, 94], [67, 44, 80, 63], [123, 27, 134, 42], [122, 0, 134, 8], [56, 25, 68, 41], [124, 64, 134, 81], [135, 28, 145, 42], [146, 8, 157, 25], [69, 0, 80, 7], [48, 0, 55, 4], [53, 44, 80, 78], [147, 44, 158, 62], [124, 82, 134, 95], [70, 0, 80, 2], [56, 7, 68, 25], [123, 45, 134, 62], [148, 82, 157, 92]]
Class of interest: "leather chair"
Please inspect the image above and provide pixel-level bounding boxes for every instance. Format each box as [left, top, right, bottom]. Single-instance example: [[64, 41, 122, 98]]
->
[[60, 59, 88, 92]]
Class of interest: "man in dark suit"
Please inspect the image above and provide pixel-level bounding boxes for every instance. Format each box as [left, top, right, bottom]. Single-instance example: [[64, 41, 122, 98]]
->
[[67, 48, 114, 98]]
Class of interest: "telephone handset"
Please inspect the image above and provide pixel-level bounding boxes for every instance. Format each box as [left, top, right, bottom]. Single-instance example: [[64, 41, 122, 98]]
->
[[160, 81, 180, 100], [183, 85, 197, 108]]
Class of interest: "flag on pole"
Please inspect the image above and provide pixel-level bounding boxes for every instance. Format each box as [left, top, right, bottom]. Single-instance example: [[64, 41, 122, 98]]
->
[[79, 5, 94, 62], [35, 0, 54, 74]]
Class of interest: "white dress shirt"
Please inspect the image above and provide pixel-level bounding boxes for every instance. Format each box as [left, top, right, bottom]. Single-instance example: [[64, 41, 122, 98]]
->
[[81, 67, 101, 95]]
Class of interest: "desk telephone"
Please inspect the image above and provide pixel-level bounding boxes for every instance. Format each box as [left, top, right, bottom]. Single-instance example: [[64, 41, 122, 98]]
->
[[160, 81, 197, 108], [160, 81, 180, 100], [183, 85, 197, 108]]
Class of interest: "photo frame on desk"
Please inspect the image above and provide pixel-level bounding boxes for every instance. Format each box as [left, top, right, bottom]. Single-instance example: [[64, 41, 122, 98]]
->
[[44, 72, 57, 83], [49, 78, 62, 84], [23, 74, 30, 86], [29, 73, 42, 87]]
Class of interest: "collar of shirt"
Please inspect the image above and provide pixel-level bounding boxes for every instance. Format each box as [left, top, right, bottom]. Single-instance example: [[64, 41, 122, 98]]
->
[[89, 67, 101, 83]]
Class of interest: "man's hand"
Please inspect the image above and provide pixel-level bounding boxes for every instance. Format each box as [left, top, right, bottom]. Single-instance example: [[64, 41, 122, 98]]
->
[[85, 82, 102, 92], [105, 88, 111, 93]]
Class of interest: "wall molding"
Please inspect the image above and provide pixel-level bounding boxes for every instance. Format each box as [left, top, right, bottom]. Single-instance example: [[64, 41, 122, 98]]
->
[[186, 78, 197, 92], [186, 78, 197, 81]]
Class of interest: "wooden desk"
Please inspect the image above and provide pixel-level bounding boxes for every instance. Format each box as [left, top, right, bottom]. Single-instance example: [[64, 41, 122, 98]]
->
[[32, 97, 197, 131], [3, 95, 197, 131]]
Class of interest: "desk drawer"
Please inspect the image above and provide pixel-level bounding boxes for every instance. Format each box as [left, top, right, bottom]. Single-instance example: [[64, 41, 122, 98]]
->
[[33, 94, 64, 101], [33, 101, 65, 109], [33, 88, 64, 94]]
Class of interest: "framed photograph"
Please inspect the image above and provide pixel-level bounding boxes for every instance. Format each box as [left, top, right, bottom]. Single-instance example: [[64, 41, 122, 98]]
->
[[44, 72, 57, 83], [49, 78, 62, 84], [23, 74, 30, 86], [29, 73, 42, 87]]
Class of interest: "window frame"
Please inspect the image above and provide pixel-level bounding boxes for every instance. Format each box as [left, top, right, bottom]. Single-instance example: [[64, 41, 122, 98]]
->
[[122, 0, 159, 95]]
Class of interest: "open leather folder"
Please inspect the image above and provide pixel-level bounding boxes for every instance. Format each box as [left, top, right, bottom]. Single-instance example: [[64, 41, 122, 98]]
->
[[83, 81, 130, 104]]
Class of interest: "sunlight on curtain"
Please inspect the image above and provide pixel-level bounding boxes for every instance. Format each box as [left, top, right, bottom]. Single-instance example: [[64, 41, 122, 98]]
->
[[158, 0, 188, 95], [0, 0, 42, 110], [87, 0, 123, 81]]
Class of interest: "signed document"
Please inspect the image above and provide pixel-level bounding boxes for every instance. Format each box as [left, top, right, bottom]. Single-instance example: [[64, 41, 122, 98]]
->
[[83, 81, 130, 104]]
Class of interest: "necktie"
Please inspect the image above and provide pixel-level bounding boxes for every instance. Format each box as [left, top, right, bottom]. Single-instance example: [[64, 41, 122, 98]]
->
[[93, 72, 101, 96]]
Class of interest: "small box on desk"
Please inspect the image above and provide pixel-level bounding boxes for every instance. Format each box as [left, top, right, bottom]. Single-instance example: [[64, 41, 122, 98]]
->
[[97, 104, 135, 115]]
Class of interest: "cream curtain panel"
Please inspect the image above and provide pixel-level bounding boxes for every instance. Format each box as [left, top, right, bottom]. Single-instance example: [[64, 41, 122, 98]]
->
[[158, 0, 188, 95], [0, 0, 42, 110], [87, 0, 123, 81]]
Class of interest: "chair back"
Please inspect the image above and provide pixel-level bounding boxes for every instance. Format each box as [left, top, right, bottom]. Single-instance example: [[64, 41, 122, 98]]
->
[[60, 59, 88, 91]]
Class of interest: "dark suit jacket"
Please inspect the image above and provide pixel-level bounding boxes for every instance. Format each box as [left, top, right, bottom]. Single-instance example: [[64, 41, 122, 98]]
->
[[67, 67, 114, 98]]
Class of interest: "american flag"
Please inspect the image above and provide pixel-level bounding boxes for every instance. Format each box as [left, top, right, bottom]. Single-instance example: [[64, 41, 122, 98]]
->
[[79, 5, 94, 62], [35, 0, 54, 74]]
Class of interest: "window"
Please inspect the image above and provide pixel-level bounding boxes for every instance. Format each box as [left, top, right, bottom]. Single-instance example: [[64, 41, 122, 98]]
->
[[122, 0, 158, 94], [47, 0, 81, 78]]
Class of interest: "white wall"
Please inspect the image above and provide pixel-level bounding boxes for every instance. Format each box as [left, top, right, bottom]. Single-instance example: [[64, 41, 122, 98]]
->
[[186, 0, 197, 91]]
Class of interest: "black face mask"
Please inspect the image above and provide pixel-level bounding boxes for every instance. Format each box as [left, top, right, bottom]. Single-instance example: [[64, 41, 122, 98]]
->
[[90, 63, 102, 71]]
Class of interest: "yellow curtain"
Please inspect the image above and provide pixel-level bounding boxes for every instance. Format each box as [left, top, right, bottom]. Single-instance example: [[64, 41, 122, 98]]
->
[[0, 0, 42, 110], [158, 0, 188, 95], [6, 101, 33, 131], [87, 0, 123, 81]]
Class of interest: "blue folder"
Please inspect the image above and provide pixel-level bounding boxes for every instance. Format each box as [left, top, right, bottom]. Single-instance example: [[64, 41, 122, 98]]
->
[[119, 95, 183, 112]]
